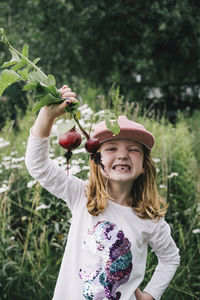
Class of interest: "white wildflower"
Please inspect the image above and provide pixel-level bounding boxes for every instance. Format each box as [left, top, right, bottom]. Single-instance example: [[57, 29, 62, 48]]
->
[[2, 156, 11, 161], [52, 138, 59, 144], [78, 104, 93, 119], [27, 179, 37, 188], [73, 148, 86, 154], [0, 137, 10, 148], [1, 162, 10, 169], [12, 157, 24, 163], [2, 161, 22, 170], [0, 184, 9, 194], [36, 203, 50, 211], [10, 150, 18, 156], [152, 158, 161, 163], [159, 184, 167, 189], [156, 168, 160, 173], [69, 165, 81, 175], [81, 166, 90, 171], [55, 156, 66, 166], [10, 164, 23, 169], [167, 172, 179, 179], [192, 229, 200, 234], [71, 159, 86, 165]]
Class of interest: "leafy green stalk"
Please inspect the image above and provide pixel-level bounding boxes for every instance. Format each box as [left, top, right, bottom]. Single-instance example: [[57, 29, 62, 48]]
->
[[0, 28, 120, 137], [1, 27, 45, 77], [9, 44, 47, 80]]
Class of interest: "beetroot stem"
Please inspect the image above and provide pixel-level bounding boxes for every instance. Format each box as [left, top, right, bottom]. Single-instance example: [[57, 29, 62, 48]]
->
[[72, 113, 90, 140]]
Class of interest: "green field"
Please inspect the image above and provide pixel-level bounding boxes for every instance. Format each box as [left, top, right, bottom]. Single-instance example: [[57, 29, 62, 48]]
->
[[0, 94, 199, 300]]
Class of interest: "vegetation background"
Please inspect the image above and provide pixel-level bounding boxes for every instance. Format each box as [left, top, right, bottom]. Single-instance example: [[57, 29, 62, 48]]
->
[[0, 0, 200, 299]]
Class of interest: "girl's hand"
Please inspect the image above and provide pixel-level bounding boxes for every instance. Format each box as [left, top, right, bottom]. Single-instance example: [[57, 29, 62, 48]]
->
[[135, 288, 154, 300], [32, 85, 78, 138], [45, 85, 78, 120]]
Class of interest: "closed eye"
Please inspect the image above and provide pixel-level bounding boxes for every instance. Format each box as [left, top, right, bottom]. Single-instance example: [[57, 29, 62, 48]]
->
[[106, 147, 117, 151], [129, 148, 140, 152]]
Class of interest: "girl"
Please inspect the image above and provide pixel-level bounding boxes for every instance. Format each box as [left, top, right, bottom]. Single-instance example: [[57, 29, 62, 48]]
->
[[25, 86, 180, 300]]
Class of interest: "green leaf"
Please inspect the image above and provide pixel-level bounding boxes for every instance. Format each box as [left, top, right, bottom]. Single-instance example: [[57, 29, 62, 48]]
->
[[1, 47, 22, 69], [28, 70, 47, 85], [93, 110, 120, 135], [33, 93, 61, 112], [33, 58, 40, 65], [0, 69, 21, 96], [64, 101, 80, 113], [47, 74, 56, 86], [23, 81, 38, 91], [47, 85, 59, 97], [57, 119, 76, 133], [11, 60, 26, 71], [22, 44, 29, 58], [39, 82, 58, 97], [35, 82, 59, 99], [18, 68, 29, 81], [1, 61, 17, 69], [9, 48, 20, 62], [105, 119, 120, 135]]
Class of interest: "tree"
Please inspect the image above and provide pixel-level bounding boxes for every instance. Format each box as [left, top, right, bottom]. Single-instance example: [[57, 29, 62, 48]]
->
[[1, 0, 200, 122]]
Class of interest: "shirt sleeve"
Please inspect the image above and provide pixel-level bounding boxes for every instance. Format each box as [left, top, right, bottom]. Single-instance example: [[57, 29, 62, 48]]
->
[[25, 129, 86, 212], [143, 218, 180, 300]]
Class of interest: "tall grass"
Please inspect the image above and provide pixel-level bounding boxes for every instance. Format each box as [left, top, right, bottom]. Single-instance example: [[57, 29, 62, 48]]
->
[[0, 93, 199, 299]]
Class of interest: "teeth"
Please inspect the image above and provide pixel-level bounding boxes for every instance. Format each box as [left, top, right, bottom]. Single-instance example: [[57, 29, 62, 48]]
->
[[114, 165, 130, 170]]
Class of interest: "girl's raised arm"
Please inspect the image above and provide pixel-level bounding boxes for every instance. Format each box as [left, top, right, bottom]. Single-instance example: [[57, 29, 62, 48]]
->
[[25, 86, 86, 210]]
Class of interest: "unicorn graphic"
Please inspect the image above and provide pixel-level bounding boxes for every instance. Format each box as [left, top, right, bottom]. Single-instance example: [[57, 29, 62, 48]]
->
[[79, 221, 133, 300]]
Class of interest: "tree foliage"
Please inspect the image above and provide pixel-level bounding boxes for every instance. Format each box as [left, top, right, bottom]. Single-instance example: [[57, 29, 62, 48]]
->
[[0, 0, 200, 123]]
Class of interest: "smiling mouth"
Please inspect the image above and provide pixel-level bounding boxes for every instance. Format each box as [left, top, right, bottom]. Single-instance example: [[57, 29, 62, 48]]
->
[[112, 165, 131, 171]]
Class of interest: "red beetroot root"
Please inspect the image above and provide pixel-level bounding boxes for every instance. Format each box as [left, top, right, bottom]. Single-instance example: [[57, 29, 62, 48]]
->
[[85, 138, 100, 153], [59, 129, 82, 151]]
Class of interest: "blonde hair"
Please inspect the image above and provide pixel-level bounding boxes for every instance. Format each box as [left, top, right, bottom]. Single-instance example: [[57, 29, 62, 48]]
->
[[85, 146, 167, 219]]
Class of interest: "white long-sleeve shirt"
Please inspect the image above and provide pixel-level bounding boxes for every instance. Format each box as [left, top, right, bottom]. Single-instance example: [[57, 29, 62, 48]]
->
[[25, 131, 180, 300]]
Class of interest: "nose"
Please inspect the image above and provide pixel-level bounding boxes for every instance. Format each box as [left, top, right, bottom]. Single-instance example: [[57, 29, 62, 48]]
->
[[117, 149, 128, 160]]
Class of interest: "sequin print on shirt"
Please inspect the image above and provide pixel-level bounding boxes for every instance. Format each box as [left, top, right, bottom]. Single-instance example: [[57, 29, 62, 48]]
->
[[79, 221, 133, 300]]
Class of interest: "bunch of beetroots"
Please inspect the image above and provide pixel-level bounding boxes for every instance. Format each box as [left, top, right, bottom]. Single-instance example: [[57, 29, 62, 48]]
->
[[59, 127, 104, 174]]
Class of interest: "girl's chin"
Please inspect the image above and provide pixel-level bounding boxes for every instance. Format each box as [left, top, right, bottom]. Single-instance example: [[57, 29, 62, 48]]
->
[[105, 172, 135, 181]]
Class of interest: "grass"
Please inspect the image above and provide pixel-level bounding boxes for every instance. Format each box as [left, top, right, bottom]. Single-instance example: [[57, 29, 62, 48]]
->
[[0, 94, 199, 299]]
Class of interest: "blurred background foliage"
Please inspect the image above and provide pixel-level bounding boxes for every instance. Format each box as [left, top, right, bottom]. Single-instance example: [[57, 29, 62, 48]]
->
[[1, 0, 200, 128]]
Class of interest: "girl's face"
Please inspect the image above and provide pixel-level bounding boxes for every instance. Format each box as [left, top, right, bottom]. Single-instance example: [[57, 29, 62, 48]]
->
[[100, 138, 144, 183]]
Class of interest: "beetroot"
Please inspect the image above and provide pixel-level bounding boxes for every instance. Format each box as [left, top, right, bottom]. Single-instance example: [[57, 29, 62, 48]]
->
[[85, 138, 100, 153], [59, 129, 82, 151], [59, 129, 82, 175], [85, 138, 105, 170], [59, 128, 104, 174]]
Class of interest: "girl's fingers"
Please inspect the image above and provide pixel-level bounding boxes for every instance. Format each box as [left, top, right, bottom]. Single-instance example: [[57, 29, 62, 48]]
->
[[62, 92, 76, 99], [61, 85, 68, 89], [58, 85, 69, 91], [65, 97, 79, 106], [58, 85, 71, 95]]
